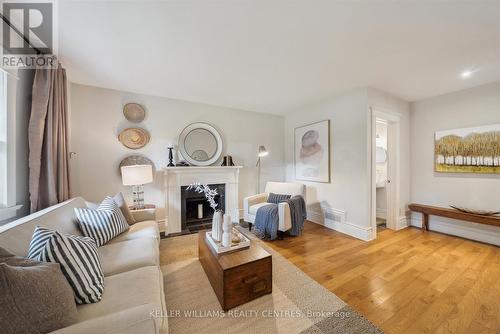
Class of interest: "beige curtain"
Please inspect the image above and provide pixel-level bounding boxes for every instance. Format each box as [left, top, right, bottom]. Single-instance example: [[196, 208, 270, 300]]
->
[[28, 62, 70, 213]]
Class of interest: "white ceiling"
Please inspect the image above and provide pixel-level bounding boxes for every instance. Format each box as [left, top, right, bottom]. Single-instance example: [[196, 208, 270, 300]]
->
[[59, 0, 500, 115]]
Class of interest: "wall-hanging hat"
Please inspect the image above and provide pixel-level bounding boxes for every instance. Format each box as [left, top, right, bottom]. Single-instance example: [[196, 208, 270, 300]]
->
[[118, 127, 150, 149], [123, 103, 146, 123]]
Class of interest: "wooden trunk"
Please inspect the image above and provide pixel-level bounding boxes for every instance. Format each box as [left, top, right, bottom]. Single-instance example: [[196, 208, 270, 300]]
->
[[198, 230, 272, 311]]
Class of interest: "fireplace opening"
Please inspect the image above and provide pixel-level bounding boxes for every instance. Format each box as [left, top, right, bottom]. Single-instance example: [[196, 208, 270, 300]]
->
[[181, 184, 226, 234]]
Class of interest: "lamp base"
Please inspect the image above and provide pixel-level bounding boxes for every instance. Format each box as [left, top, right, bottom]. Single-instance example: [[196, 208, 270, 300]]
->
[[132, 184, 145, 210]]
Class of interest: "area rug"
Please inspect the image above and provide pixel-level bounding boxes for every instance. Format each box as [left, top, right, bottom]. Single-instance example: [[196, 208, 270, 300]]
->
[[160, 230, 382, 334]]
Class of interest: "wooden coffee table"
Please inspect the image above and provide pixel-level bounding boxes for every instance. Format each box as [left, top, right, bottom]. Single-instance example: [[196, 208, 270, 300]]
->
[[198, 230, 272, 311]]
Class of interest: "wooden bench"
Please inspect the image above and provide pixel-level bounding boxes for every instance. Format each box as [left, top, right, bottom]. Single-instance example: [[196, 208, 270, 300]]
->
[[408, 203, 500, 231]]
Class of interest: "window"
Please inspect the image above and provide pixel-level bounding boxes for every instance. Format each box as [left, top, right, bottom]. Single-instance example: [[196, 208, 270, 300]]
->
[[0, 69, 21, 223], [0, 70, 7, 208]]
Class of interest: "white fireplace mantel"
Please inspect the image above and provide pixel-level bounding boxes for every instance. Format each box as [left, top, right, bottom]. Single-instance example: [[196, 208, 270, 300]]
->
[[163, 166, 242, 235]]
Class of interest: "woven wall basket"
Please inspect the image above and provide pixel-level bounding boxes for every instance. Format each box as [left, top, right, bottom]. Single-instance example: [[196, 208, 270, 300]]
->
[[118, 127, 150, 149], [123, 103, 146, 123]]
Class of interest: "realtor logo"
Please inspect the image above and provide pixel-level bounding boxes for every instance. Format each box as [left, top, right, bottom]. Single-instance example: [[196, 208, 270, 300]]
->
[[1, 1, 56, 68], [2, 2, 53, 54]]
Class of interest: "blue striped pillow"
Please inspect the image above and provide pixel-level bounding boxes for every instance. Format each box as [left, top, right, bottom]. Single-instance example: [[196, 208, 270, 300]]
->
[[74, 197, 129, 246], [267, 193, 292, 204]]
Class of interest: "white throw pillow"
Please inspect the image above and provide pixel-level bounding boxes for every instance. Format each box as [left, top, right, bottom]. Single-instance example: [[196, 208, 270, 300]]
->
[[74, 196, 129, 246]]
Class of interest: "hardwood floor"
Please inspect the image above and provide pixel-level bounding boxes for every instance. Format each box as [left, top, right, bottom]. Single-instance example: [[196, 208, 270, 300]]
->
[[263, 222, 500, 334]]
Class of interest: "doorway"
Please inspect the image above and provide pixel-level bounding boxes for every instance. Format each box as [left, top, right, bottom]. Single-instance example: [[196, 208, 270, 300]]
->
[[375, 119, 388, 230], [370, 109, 401, 239]]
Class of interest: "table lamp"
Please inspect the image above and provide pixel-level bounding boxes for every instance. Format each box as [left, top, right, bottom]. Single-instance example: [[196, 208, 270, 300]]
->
[[121, 164, 153, 209]]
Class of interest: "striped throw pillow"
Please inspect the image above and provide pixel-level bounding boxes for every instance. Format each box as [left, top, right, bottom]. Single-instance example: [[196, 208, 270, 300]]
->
[[27, 225, 53, 260], [75, 197, 129, 246], [42, 231, 104, 304], [267, 193, 292, 204], [28, 227, 104, 304]]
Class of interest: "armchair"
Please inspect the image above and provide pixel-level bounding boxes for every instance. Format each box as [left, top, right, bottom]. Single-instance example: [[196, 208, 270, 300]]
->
[[243, 182, 306, 239]]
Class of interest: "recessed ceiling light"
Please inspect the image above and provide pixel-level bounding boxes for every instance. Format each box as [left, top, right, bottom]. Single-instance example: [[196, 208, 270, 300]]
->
[[461, 70, 473, 79]]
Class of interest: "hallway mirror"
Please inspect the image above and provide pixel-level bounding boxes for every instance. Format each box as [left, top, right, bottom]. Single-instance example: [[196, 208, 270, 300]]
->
[[376, 146, 387, 164]]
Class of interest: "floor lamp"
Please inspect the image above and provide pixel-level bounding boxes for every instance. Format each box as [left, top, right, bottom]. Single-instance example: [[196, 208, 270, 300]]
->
[[256, 145, 268, 193]]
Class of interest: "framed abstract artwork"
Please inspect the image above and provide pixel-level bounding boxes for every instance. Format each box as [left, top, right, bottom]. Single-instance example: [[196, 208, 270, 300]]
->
[[435, 123, 500, 174], [294, 120, 330, 183]]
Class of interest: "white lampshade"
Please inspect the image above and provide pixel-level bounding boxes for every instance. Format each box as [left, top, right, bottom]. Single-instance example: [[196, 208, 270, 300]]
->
[[258, 145, 268, 157], [121, 165, 153, 186]]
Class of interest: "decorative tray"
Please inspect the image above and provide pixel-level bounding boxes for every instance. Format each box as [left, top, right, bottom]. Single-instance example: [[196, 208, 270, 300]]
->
[[206, 228, 251, 254]]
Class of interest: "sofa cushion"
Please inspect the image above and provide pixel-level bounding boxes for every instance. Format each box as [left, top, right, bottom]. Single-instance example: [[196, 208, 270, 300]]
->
[[249, 202, 273, 215], [98, 237, 159, 276], [109, 220, 159, 244], [38, 230, 105, 304], [0, 198, 86, 256], [0, 247, 78, 334], [49, 305, 158, 334], [75, 197, 130, 247], [75, 266, 166, 331]]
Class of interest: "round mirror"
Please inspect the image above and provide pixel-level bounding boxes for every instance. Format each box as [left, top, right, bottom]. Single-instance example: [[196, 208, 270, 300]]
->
[[178, 123, 223, 166], [376, 146, 387, 164]]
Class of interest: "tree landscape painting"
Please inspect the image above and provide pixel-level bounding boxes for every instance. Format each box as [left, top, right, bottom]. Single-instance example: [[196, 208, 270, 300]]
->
[[435, 124, 500, 174]]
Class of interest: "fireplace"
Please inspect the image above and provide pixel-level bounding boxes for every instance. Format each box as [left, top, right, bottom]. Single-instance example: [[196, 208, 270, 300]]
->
[[180, 184, 226, 234], [164, 166, 241, 235]]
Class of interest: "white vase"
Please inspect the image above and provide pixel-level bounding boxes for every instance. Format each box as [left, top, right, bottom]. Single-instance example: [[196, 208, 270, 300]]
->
[[222, 214, 232, 247], [212, 211, 223, 241]]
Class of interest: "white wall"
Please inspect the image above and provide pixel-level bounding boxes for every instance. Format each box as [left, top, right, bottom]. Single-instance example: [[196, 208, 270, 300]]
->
[[283, 87, 411, 241], [71, 80, 500, 246], [284, 88, 373, 240], [69, 84, 285, 219], [410, 82, 500, 245]]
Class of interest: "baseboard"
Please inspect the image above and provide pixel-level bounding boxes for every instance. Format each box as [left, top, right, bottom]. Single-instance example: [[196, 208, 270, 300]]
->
[[325, 219, 373, 241], [396, 215, 409, 230], [410, 215, 500, 246], [307, 210, 323, 224], [307, 210, 372, 241]]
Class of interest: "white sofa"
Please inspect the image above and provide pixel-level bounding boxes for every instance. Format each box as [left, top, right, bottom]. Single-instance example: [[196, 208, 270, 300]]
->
[[0, 197, 168, 334], [243, 182, 306, 238]]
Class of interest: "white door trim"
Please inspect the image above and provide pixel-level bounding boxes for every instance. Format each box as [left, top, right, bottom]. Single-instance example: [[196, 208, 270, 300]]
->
[[370, 107, 401, 238]]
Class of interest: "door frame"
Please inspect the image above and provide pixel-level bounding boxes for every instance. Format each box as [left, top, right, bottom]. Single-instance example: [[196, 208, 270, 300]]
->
[[370, 107, 401, 239]]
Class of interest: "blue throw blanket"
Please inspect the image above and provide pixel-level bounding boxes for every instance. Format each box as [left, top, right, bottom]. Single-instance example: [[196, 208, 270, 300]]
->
[[253, 195, 307, 240]]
